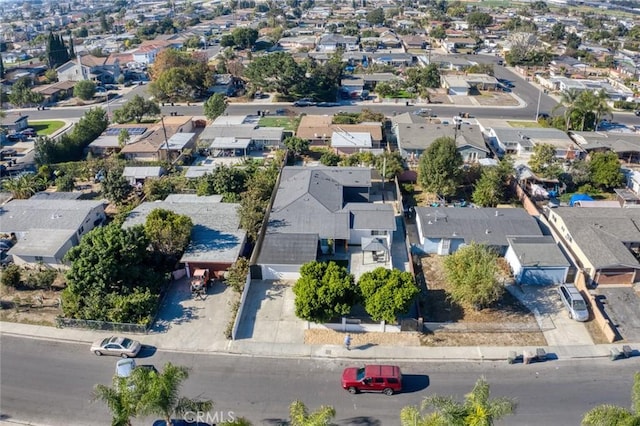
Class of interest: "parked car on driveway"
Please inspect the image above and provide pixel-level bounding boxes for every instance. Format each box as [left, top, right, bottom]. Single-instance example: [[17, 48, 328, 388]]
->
[[558, 284, 589, 322], [342, 364, 402, 395], [91, 336, 141, 358]]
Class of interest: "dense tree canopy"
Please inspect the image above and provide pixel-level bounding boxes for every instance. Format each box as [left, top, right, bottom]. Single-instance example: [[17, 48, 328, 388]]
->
[[112, 95, 160, 123], [203, 93, 228, 120], [144, 208, 193, 259], [589, 151, 624, 190], [467, 11, 493, 30], [443, 243, 503, 309], [8, 77, 44, 107], [74, 80, 96, 101], [244, 52, 305, 97], [358, 268, 418, 323], [283, 136, 310, 156], [528, 143, 562, 179], [293, 261, 358, 323], [366, 8, 385, 25], [418, 136, 462, 198]]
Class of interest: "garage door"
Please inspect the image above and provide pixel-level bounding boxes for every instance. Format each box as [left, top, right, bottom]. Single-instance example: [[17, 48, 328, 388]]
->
[[261, 264, 301, 281], [520, 267, 566, 286], [596, 269, 635, 285]]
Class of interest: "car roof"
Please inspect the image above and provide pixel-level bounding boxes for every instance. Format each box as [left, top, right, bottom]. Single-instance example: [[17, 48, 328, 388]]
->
[[364, 364, 401, 377]]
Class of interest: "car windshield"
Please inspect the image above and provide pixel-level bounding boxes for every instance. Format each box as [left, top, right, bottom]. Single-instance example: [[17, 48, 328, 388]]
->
[[121, 338, 134, 348], [574, 300, 587, 310], [356, 368, 365, 381], [100, 338, 110, 346]]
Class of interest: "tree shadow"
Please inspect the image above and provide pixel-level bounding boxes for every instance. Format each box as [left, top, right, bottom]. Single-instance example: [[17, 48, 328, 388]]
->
[[338, 417, 382, 426]]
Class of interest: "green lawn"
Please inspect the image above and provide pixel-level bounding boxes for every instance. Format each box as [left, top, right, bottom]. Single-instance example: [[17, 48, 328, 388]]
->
[[258, 116, 299, 131], [507, 121, 543, 128], [29, 120, 66, 136]]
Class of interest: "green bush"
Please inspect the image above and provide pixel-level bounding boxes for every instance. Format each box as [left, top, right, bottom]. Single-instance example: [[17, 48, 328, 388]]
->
[[613, 100, 637, 110], [1, 264, 21, 288], [23, 269, 57, 290]]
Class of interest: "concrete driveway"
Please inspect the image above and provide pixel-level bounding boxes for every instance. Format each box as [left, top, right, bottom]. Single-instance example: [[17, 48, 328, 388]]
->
[[144, 277, 236, 352], [594, 287, 640, 342], [507, 285, 594, 346]]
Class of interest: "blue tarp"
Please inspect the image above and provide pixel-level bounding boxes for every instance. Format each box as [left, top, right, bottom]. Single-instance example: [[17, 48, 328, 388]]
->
[[569, 193, 594, 207]]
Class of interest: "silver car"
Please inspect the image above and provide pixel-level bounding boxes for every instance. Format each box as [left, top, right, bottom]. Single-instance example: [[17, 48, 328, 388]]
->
[[91, 336, 141, 358], [558, 284, 589, 322]]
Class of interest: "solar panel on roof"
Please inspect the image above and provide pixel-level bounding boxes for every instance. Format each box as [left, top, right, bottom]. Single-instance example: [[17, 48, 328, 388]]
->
[[104, 127, 147, 136]]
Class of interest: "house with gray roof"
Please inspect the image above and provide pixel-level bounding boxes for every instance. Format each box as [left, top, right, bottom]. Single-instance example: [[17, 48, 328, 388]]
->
[[394, 122, 489, 164], [122, 194, 246, 278], [546, 207, 640, 286], [487, 127, 583, 163], [1, 199, 106, 268], [199, 121, 284, 150], [414, 207, 543, 256], [257, 166, 396, 280], [504, 236, 571, 285], [570, 131, 640, 164]]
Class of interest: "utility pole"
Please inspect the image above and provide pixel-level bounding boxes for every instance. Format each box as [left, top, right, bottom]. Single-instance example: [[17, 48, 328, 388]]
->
[[535, 87, 542, 121], [160, 115, 170, 162]]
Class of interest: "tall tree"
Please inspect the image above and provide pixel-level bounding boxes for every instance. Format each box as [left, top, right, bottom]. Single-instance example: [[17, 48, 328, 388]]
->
[[552, 88, 581, 130], [582, 372, 640, 425], [418, 136, 462, 199], [203, 93, 228, 120], [528, 143, 562, 179], [472, 167, 503, 207], [293, 261, 358, 323], [374, 151, 404, 182], [8, 77, 44, 107], [112, 95, 160, 123], [74, 80, 97, 100], [143, 208, 193, 259], [358, 267, 418, 323], [101, 167, 131, 204], [402, 376, 516, 426], [443, 243, 502, 309], [137, 363, 213, 425], [93, 377, 138, 426], [0, 54, 4, 79], [589, 151, 624, 190], [244, 52, 305, 97], [283, 136, 310, 156]]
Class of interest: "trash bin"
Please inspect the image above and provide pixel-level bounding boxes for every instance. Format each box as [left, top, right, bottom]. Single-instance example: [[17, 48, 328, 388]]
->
[[507, 351, 517, 365], [523, 349, 535, 365], [610, 348, 621, 361]]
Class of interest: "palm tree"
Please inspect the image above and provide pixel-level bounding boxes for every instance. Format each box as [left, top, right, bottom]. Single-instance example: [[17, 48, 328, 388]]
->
[[582, 372, 640, 425], [289, 400, 336, 426], [136, 362, 213, 426], [93, 377, 138, 426], [402, 377, 517, 426], [2, 173, 44, 199], [592, 91, 613, 131], [552, 88, 581, 130]]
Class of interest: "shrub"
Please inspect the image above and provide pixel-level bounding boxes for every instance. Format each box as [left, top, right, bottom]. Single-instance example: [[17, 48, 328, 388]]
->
[[23, 269, 57, 290], [1, 264, 21, 288]]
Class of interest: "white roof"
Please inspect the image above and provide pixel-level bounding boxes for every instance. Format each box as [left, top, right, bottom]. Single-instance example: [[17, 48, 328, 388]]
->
[[211, 115, 249, 126], [209, 137, 251, 149], [162, 132, 195, 150], [331, 131, 372, 148]]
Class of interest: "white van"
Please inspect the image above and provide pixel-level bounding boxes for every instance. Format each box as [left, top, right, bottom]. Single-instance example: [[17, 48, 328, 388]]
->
[[558, 284, 589, 322]]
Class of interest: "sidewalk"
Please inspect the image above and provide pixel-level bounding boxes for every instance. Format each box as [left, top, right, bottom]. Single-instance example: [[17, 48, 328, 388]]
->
[[0, 320, 633, 363]]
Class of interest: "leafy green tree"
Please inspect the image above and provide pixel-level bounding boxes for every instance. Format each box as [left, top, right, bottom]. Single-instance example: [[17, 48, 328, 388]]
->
[[320, 150, 341, 166], [144, 208, 193, 258], [472, 167, 503, 207], [244, 52, 305, 97], [443, 243, 502, 309], [1, 264, 21, 288], [204, 93, 228, 120], [238, 164, 279, 241], [118, 129, 130, 148], [418, 137, 462, 198], [284, 136, 310, 156], [225, 257, 250, 293], [589, 151, 624, 190], [405, 64, 441, 90], [137, 363, 213, 426], [358, 268, 418, 323], [46, 31, 70, 68], [55, 174, 75, 192], [467, 12, 493, 30], [289, 400, 336, 426], [231, 27, 259, 49], [300, 52, 344, 101], [74, 80, 96, 100], [293, 261, 358, 323], [112, 95, 160, 123], [582, 372, 640, 426], [143, 176, 180, 202], [430, 25, 446, 40], [8, 77, 44, 107], [402, 376, 516, 426], [101, 167, 131, 204], [549, 22, 566, 41], [1, 173, 45, 199], [366, 8, 385, 25], [528, 143, 562, 179], [62, 224, 164, 323], [375, 151, 404, 182]]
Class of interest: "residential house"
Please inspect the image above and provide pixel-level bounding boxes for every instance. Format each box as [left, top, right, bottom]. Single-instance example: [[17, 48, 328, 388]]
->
[[31, 81, 76, 104], [441, 74, 499, 95], [295, 115, 383, 148], [122, 194, 246, 278], [122, 166, 165, 186], [402, 35, 427, 50], [353, 73, 402, 91], [414, 207, 544, 256], [278, 35, 317, 51], [199, 115, 285, 150], [88, 125, 151, 156], [331, 131, 373, 155], [442, 36, 477, 53], [487, 127, 582, 162], [0, 113, 29, 133], [119, 116, 194, 161], [316, 34, 358, 52], [208, 74, 243, 97], [0, 197, 106, 268], [370, 52, 415, 67], [394, 122, 489, 163], [256, 166, 396, 279], [546, 207, 640, 285], [504, 236, 571, 285], [429, 54, 477, 71], [57, 54, 121, 84], [569, 131, 640, 164]]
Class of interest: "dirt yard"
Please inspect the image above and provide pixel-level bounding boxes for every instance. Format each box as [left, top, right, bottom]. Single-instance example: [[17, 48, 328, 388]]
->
[[0, 285, 63, 326], [475, 91, 520, 107]]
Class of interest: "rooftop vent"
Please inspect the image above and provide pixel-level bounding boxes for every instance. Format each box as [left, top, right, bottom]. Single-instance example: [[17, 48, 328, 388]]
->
[[485, 229, 491, 234]]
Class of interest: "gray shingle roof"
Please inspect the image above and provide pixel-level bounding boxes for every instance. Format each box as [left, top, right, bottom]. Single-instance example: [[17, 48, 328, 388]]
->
[[569, 131, 640, 153], [397, 123, 488, 152], [257, 233, 319, 264], [415, 207, 542, 246], [0, 199, 106, 233], [552, 207, 640, 268], [345, 203, 397, 231], [123, 195, 245, 264], [507, 236, 571, 267]]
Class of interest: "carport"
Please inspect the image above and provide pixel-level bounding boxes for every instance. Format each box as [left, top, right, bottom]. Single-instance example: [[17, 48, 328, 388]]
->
[[361, 236, 389, 264]]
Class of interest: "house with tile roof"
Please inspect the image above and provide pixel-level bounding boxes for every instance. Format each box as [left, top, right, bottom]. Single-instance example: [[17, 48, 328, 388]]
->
[[546, 207, 640, 286]]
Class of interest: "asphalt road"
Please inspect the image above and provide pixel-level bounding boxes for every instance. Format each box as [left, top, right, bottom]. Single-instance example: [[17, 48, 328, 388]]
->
[[1, 335, 638, 426]]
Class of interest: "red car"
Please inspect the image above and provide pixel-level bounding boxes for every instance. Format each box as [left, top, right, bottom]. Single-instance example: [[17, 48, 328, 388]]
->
[[341, 364, 402, 395]]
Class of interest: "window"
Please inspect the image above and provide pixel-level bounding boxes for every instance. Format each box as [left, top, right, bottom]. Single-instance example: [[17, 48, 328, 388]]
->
[[78, 226, 84, 235], [35, 256, 43, 262], [371, 230, 384, 236], [374, 378, 384, 383]]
